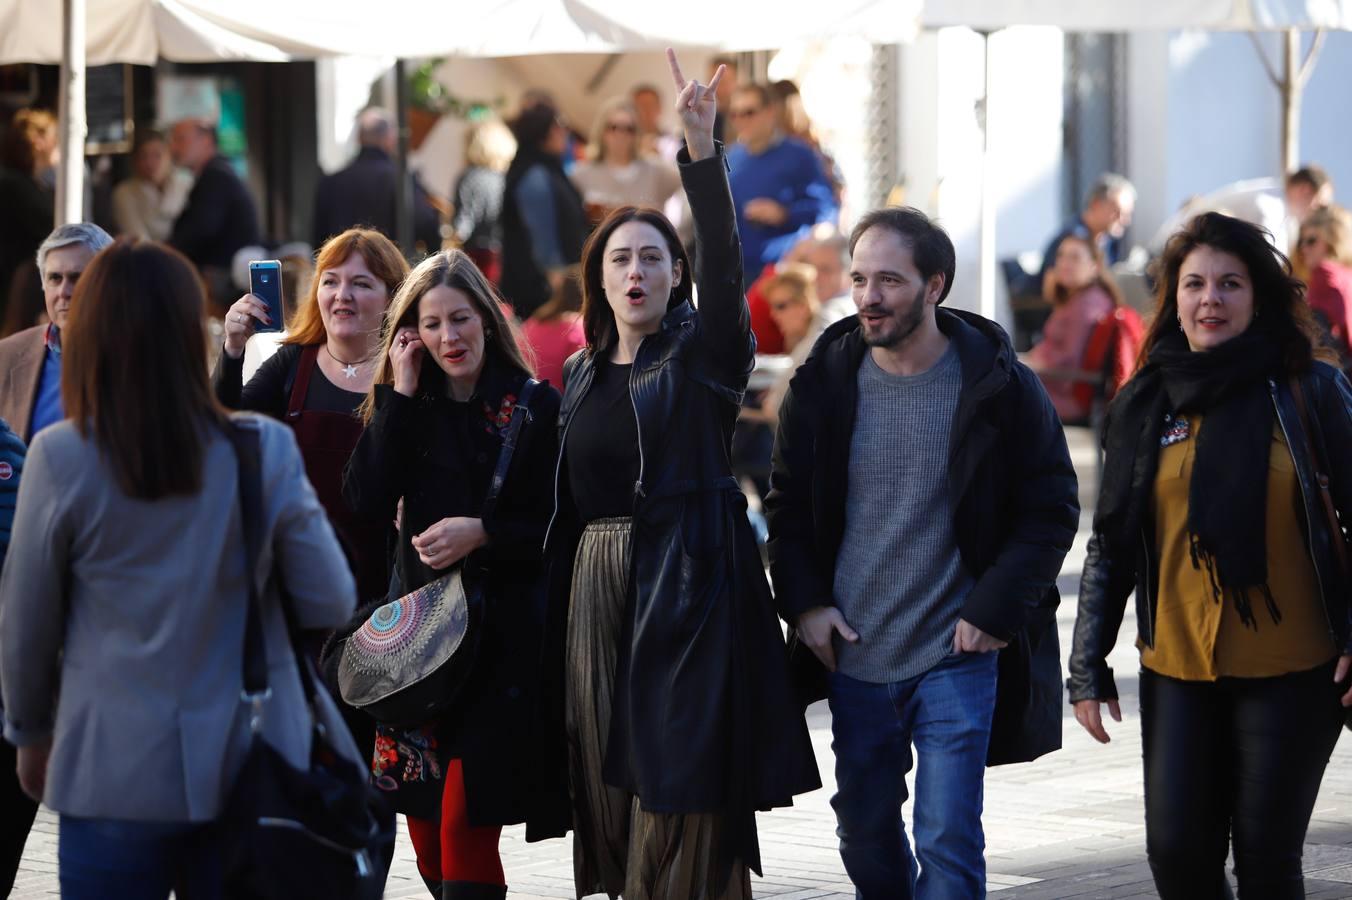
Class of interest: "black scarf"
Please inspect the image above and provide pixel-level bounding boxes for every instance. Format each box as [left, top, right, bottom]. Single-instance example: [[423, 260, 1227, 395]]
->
[[1096, 328, 1284, 628]]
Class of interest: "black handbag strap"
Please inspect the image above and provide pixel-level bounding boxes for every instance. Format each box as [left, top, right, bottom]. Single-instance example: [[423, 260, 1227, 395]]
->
[[479, 378, 540, 523], [226, 419, 270, 699]]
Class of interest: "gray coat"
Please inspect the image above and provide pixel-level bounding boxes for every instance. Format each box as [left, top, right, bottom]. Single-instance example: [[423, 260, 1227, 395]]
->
[[0, 414, 355, 821]]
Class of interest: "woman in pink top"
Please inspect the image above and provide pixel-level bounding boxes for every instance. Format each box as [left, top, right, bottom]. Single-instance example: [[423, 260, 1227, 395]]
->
[[1028, 232, 1122, 422], [1298, 206, 1352, 364], [522, 265, 585, 388]]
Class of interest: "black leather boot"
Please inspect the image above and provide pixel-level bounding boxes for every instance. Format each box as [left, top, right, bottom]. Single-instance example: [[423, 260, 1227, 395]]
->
[[441, 881, 508, 900]]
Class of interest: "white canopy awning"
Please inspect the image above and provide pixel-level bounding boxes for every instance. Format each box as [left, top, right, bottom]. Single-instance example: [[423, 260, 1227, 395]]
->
[[0, 0, 922, 65], [920, 0, 1352, 31]]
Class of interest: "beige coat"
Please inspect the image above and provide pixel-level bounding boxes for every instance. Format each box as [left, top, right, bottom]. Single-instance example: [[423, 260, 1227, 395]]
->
[[0, 325, 45, 443], [0, 414, 355, 821]]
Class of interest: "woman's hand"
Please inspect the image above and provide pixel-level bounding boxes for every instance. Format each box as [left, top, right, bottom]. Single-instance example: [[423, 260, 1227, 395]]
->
[[1334, 653, 1352, 707], [667, 48, 722, 162], [389, 326, 424, 397], [15, 738, 51, 802], [222, 293, 273, 359], [411, 517, 488, 571], [1073, 698, 1122, 745]]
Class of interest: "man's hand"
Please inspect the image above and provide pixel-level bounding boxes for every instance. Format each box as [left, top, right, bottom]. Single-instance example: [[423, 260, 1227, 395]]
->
[[796, 605, 859, 672], [744, 198, 789, 227], [952, 618, 1008, 654]]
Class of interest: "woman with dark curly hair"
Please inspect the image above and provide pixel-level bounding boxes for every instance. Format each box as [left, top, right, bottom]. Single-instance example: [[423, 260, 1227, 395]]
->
[[1069, 211, 1352, 898]]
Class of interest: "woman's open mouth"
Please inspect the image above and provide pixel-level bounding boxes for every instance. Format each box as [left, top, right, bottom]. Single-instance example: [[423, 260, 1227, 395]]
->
[[626, 287, 646, 306], [443, 348, 468, 364]]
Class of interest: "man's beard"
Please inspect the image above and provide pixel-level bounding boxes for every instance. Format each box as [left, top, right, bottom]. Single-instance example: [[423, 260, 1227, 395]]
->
[[860, 289, 926, 350]]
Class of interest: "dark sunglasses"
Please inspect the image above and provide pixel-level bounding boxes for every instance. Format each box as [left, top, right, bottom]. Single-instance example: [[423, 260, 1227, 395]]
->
[[729, 107, 762, 119], [1300, 235, 1322, 247], [605, 122, 637, 134]]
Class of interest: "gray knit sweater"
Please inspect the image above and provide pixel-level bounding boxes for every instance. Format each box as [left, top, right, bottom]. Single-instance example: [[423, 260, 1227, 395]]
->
[[832, 345, 974, 683]]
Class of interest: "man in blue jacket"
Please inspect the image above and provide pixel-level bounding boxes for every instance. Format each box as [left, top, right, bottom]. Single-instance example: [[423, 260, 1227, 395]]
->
[[766, 208, 1078, 898], [0, 416, 30, 895], [726, 83, 837, 272]]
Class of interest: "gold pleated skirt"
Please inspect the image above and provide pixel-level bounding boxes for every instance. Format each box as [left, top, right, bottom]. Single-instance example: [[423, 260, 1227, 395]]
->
[[565, 517, 751, 900]]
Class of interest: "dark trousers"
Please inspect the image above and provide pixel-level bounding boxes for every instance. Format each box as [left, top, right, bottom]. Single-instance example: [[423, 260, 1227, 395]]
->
[[1141, 662, 1345, 899], [1, 737, 39, 895]]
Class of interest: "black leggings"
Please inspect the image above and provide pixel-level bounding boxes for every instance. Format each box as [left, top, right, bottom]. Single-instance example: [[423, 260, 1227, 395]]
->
[[1141, 662, 1345, 899]]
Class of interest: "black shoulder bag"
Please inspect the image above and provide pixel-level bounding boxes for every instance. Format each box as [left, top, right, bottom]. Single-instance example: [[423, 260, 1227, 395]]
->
[[220, 419, 396, 900]]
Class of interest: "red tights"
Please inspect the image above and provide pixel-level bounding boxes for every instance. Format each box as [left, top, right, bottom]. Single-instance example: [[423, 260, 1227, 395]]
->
[[406, 759, 505, 885]]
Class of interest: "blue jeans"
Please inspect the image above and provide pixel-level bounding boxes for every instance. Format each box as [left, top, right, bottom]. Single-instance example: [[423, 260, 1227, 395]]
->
[[59, 816, 223, 900], [828, 650, 999, 900]]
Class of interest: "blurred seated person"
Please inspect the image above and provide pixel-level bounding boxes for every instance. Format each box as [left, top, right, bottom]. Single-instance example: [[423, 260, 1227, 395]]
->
[[521, 264, 585, 388], [747, 224, 852, 354], [631, 83, 680, 162], [1039, 173, 1135, 289], [111, 129, 191, 241], [727, 83, 838, 272], [1298, 205, 1352, 364], [1287, 164, 1335, 280], [571, 98, 682, 224], [1027, 230, 1122, 422], [451, 119, 515, 285]]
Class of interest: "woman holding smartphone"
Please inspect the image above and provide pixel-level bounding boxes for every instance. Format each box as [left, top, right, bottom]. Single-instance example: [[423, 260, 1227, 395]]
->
[[341, 250, 563, 900], [213, 228, 409, 606], [545, 50, 819, 900]]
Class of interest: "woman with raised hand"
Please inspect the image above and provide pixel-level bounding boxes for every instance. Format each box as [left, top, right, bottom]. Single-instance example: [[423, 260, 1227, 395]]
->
[[1070, 212, 1352, 897], [546, 49, 819, 900], [341, 250, 563, 900], [213, 228, 409, 606]]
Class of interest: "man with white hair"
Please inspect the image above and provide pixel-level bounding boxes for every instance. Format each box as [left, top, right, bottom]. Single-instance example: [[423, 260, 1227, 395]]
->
[[312, 106, 440, 251], [0, 223, 113, 441]]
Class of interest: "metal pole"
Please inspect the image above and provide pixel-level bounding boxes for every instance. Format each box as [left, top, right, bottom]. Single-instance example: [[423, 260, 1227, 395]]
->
[[56, 0, 87, 226], [1281, 28, 1299, 174], [393, 59, 413, 258], [977, 29, 997, 324]]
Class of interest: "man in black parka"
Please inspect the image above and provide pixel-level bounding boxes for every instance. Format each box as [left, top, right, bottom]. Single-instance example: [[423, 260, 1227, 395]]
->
[[765, 207, 1078, 898]]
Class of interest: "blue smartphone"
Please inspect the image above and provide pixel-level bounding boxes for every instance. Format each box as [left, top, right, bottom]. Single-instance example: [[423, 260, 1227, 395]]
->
[[248, 259, 283, 333]]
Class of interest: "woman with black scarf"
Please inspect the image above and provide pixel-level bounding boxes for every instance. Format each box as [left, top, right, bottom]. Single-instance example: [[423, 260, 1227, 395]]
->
[[1069, 211, 1352, 898]]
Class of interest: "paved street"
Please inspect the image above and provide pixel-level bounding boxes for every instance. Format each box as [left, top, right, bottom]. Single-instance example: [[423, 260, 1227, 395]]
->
[[13, 427, 1352, 898]]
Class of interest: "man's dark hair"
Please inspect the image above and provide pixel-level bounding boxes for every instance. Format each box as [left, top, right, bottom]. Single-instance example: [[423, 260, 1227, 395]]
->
[[131, 128, 166, 154], [509, 102, 559, 152], [848, 207, 957, 303], [1286, 164, 1331, 193]]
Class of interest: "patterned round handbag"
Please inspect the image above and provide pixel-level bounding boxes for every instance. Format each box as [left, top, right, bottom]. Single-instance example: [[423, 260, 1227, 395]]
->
[[337, 569, 480, 726], [336, 379, 540, 727]]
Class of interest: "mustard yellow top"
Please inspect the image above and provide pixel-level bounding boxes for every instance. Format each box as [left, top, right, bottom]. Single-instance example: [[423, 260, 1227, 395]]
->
[[1140, 413, 1339, 680]]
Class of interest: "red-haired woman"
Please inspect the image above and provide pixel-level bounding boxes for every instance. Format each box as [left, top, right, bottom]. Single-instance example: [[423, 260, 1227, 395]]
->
[[213, 228, 409, 604], [545, 50, 818, 900]]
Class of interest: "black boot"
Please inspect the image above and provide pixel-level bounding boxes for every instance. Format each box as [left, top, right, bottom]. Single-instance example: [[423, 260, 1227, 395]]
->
[[441, 881, 508, 900]]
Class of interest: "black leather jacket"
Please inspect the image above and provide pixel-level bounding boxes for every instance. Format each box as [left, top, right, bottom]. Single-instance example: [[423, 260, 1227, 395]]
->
[[1069, 363, 1352, 703], [541, 147, 819, 870]]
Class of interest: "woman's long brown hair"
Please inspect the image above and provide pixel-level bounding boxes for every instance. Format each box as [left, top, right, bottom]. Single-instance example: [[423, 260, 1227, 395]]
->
[[1137, 211, 1336, 373], [62, 239, 227, 499]]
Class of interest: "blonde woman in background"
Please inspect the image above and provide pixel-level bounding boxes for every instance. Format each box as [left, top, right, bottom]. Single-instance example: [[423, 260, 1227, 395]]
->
[[570, 97, 682, 226], [451, 120, 516, 285]]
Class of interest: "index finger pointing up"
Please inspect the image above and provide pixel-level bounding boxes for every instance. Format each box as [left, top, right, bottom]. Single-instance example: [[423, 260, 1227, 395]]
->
[[666, 47, 687, 91]]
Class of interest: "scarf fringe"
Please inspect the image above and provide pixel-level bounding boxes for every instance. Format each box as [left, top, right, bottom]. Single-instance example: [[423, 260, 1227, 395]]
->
[[1188, 532, 1282, 630]]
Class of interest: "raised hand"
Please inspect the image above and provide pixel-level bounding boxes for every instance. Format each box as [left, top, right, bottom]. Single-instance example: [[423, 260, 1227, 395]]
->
[[667, 47, 722, 161], [389, 326, 424, 397], [222, 293, 272, 359]]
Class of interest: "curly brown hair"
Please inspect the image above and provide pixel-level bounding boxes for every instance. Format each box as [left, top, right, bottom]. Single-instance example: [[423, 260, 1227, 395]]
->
[[1138, 211, 1336, 372]]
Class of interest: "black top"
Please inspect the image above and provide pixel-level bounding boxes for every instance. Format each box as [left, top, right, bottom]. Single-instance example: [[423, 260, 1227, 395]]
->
[[313, 145, 440, 250], [566, 359, 639, 522], [211, 342, 364, 418], [169, 155, 262, 270]]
